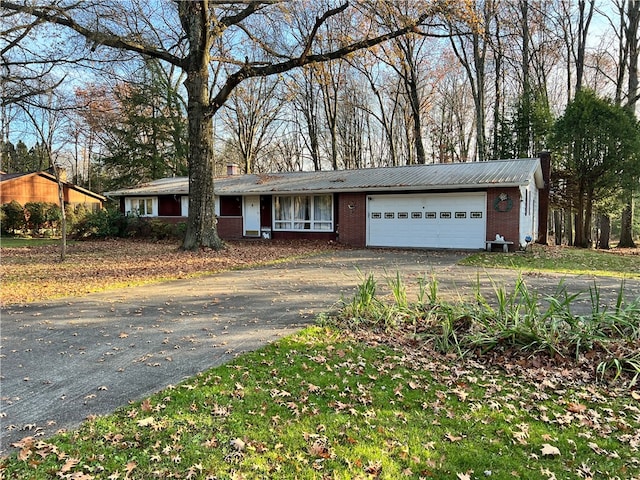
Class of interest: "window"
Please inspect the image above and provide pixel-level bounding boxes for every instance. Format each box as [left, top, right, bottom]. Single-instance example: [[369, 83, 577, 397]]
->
[[411, 212, 422, 219], [371, 212, 382, 219], [384, 212, 395, 219], [471, 211, 483, 219], [440, 212, 451, 219], [398, 212, 409, 219], [127, 197, 155, 217], [425, 212, 436, 219], [273, 195, 333, 231], [455, 212, 467, 219]]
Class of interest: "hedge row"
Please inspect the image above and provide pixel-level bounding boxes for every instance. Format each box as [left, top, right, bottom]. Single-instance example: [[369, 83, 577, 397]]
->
[[0, 201, 185, 241]]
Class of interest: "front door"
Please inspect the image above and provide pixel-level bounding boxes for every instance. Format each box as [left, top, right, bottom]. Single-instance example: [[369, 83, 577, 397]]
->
[[243, 196, 261, 237]]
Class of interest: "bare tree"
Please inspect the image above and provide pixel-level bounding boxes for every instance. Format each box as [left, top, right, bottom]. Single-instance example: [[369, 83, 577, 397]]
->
[[316, 59, 346, 170], [554, 0, 595, 96], [17, 91, 72, 260], [447, 0, 497, 161], [223, 76, 283, 174], [287, 67, 324, 171], [347, 52, 402, 166]]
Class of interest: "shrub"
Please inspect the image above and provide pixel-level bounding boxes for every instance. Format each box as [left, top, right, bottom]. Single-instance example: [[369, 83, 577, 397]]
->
[[1, 200, 26, 234], [24, 202, 50, 233], [72, 208, 131, 239], [125, 218, 186, 240]]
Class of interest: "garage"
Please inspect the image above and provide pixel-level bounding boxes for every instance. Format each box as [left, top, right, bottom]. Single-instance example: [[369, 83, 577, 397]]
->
[[367, 192, 487, 249]]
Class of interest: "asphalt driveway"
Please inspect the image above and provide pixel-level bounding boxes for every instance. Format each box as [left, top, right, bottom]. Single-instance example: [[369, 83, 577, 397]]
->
[[2, 248, 639, 456]]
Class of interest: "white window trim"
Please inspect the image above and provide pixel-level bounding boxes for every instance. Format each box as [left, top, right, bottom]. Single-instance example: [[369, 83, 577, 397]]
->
[[272, 194, 333, 232], [125, 197, 157, 217]]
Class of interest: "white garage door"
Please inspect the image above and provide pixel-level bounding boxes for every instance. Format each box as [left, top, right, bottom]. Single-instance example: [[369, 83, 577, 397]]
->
[[367, 192, 487, 249]]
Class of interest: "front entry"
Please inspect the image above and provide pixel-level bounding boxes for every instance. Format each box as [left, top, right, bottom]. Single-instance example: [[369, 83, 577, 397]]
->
[[243, 196, 261, 237]]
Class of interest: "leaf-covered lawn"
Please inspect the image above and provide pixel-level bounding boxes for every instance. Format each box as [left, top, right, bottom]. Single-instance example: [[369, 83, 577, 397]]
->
[[2, 327, 638, 479], [0, 239, 340, 306]]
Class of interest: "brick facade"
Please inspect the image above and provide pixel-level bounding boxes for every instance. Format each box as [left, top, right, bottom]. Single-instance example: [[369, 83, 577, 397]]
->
[[337, 193, 367, 247], [217, 217, 243, 239], [486, 187, 520, 251]]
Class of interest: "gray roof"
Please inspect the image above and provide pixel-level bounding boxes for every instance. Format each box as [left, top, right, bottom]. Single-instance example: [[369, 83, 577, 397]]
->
[[105, 158, 543, 197]]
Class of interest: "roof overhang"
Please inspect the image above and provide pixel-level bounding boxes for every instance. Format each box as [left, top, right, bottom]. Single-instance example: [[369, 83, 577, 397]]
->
[[104, 158, 546, 198]]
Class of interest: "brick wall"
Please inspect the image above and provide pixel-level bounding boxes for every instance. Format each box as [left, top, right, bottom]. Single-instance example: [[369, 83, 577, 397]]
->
[[337, 193, 367, 247], [272, 231, 336, 242], [486, 187, 520, 251], [217, 217, 243, 239]]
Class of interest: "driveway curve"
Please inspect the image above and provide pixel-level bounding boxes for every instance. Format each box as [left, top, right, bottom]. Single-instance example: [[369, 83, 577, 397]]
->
[[2, 248, 639, 455]]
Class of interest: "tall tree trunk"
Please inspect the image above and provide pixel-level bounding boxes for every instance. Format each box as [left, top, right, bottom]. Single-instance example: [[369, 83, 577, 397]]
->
[[619, 0, 639, 248], [54, 165, 67, 261], [575, 0, 595, 92], [536, 152, 551, 244], [183, 70, 223, 250], [583, 187, 594, 247], [597, 213, 610, 249], [553, 209, 563, 245], [519, 0, 531, 158], [180, 1, 223, 251], [565, 206, 573, 246], [408, 77, 426, 164], [575, 190, 586, 247], [619, 202, 636, 247]]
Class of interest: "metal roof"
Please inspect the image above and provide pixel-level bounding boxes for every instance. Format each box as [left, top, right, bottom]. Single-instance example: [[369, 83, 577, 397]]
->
[[105, 158, 544, 197]]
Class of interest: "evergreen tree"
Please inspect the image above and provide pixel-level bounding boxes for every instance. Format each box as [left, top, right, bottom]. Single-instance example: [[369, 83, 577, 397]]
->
[[552, 89, 640, 248], [100, 60, 188, 186]]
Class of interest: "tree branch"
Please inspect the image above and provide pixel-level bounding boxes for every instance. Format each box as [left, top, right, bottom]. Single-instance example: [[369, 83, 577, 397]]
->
[[207, 8, 432, 117], [299, 2, 349, 65], [1, 1, 183, 66]]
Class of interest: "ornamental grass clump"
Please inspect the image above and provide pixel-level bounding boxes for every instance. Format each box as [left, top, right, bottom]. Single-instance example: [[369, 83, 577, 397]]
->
[[335, 271, 640, 388]]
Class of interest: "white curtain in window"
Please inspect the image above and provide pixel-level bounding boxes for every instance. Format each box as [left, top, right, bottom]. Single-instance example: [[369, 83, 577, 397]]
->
[[293, 196, 310, 229], [314, 195, 331, 221], [274, 196, 292, 228]]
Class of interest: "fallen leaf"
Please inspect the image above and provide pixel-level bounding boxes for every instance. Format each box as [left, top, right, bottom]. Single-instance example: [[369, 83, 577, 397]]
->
[[60, 457, 80, 473], [230, 438, 245, 451], [567, 402, 586, 413], [541, 443, 561, 456], [136, 417, 156, 427]]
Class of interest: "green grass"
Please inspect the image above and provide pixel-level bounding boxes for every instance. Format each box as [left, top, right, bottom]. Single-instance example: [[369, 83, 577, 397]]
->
[[2, 326, 639, 479], [460, 245, 640, 279], [0, 237, 72, 248]]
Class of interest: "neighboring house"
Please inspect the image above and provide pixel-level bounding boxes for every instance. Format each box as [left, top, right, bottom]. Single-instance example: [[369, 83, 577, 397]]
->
[[0, 171, 105, 210], [105, 154, 551, 251]]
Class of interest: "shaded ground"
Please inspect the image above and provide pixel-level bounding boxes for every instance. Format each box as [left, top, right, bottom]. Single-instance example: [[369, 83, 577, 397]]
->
[[1, 245, 639, 457]]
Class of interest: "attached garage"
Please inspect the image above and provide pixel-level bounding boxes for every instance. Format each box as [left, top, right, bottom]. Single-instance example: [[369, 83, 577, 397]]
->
[[367, 192, 487, 249]]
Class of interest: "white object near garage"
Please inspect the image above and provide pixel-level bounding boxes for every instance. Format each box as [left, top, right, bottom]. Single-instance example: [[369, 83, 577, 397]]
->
[[367, 192, 487, 249]]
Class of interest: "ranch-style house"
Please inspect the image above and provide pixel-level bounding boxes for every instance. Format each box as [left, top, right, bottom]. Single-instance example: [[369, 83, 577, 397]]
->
[[105, 153, 551, 251]]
